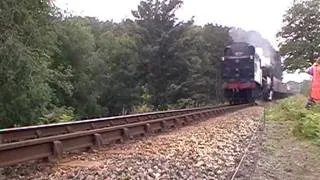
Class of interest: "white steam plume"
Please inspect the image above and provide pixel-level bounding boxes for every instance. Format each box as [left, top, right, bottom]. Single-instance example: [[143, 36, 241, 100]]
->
[[256, 48, 271, 67], [229, 28, 276, 68]]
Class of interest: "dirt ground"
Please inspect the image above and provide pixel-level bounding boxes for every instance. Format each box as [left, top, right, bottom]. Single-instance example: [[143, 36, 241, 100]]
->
[[242, 120, 320, 180]]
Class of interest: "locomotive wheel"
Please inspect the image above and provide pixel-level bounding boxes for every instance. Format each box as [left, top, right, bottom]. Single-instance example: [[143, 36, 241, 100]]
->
[[230, 100, 241, 105], [229, 100, 237, 105]]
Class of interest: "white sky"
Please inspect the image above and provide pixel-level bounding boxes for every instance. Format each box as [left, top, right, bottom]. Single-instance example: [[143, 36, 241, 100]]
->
[[55, 0, 309, 82]]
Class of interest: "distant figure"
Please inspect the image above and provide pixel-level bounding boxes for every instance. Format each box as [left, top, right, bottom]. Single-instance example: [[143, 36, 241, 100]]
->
[[305, 58, 320, 108]]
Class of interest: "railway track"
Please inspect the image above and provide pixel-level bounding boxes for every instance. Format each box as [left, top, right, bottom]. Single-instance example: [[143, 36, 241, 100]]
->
[[0, 103, 253, 167], [0, 105, 235, 144]]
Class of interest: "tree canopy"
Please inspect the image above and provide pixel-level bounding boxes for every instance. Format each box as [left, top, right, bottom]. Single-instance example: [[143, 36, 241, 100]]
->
[[0, 0, 274, 128], [277, 0, 320, 71], [0, 0, 58, 127]]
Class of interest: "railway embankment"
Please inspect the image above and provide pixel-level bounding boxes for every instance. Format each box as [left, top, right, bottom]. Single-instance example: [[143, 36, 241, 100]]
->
[[3, 97, 319, 180], [3, 107, 263, 180], [250, 95, 320, 180]]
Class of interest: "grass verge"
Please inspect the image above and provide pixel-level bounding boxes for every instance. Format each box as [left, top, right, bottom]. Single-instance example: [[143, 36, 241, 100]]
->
[[266, 95, 320, 145]]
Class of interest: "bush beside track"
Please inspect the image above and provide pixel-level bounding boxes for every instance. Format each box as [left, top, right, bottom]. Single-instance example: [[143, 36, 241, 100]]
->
[[266, 95, 320, 145], [272, 91, 293, 100]]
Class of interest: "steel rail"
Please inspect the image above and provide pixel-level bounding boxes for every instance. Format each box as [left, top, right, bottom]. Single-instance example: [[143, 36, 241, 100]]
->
[[0, 105, 231, 144], [0, 103, 253, 167]]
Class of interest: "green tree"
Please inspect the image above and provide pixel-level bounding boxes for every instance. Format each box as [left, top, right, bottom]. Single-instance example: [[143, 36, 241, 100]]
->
[[201, 24, 232, 103], [0, 0, 252, 128], [0, 0, 59, 127], [277, 0, 320, 71], [95, 30, 142, 115], [53, 17, 101, 118], [132, 0, 194, 110], [177, 24, 232, 106]]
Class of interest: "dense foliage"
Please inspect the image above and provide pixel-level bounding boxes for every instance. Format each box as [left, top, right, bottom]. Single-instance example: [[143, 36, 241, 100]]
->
[[0, 0, 59, 127], [0, 0, 234, 128], [267, 95, 320, 145], [277, 0, 320, 71]]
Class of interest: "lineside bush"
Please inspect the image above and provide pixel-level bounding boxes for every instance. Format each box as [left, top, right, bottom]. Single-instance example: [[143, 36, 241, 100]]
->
[[267, 95, 320, 145]]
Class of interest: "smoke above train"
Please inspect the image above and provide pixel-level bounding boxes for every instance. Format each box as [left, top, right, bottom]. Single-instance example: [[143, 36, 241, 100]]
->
[[229, 28, 283, 79]]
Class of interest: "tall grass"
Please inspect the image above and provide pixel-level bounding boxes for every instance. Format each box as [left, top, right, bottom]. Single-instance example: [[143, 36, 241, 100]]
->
[[267, 95, 320, 145]]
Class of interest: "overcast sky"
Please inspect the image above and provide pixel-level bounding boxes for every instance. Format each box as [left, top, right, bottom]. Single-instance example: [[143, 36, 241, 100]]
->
[[55, 0, 310, 82]]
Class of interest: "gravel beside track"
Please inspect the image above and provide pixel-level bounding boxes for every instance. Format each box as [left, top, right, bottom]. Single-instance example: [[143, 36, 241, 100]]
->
[[3, 106, 263, 180]]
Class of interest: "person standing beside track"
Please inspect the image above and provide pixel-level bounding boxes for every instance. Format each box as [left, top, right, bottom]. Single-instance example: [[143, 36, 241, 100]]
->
[[305, 58, 320, 108]]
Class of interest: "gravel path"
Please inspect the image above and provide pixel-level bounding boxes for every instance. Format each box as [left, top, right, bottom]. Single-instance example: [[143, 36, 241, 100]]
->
[[228, 121, 265, 180], [4, 107, 263, 180]]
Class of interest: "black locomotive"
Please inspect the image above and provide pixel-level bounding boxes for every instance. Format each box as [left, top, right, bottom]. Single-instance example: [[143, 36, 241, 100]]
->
[[221, 42, 287, 104]]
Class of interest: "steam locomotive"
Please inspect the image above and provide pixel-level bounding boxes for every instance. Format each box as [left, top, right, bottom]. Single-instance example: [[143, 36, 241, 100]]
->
[[221, 42, 289, 104]]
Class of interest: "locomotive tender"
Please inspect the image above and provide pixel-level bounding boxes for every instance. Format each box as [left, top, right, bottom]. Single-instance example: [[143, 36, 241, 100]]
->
[[221, 42, 274, 104]]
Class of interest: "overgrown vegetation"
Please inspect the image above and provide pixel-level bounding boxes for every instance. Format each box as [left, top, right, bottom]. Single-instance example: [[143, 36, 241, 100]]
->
[[0, 0, 292, 128], [266, 95, 320, 145], [0, 0, 234, 128], [274, 0, 320, 144]]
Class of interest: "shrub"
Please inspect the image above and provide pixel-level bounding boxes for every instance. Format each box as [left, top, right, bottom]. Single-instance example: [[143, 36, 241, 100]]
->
[[132, 104, 154, 114], [293, 113, 320, 141], [266, 95, 308, 121], [267, 95, 320, 144], [169, 98, 196, 109], [38, 107, 75, 124]]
